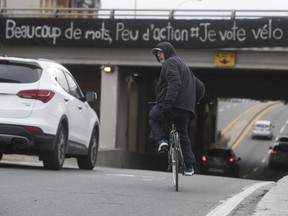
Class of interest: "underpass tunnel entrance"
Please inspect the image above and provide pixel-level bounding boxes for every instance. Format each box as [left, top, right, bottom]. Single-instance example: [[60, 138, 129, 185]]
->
[[117, 66, 216, 169]]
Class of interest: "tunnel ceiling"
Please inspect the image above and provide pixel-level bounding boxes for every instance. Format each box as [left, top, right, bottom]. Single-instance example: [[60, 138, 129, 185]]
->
[[195, 68, 288, 101], [123, 66, 288, 101]]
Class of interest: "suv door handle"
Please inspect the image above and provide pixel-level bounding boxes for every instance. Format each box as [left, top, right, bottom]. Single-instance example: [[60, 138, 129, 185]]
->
[[78, 106, 83, 110], [64, 98, 69, 102]]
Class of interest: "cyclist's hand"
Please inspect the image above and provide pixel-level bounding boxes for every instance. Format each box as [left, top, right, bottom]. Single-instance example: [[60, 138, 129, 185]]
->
[[162, 102, 173, 121]]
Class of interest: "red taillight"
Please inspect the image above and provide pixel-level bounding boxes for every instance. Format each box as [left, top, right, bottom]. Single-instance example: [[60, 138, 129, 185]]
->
[[17, 90, 55, 103], [229, 158, 235, 163], [270, 149, 277, 155], [202, 155, 207, 161], [23, 126, 43, 133]]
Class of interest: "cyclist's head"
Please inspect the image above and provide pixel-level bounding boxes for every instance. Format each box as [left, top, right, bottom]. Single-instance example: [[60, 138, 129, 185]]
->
[[151, 42, 177, 64]]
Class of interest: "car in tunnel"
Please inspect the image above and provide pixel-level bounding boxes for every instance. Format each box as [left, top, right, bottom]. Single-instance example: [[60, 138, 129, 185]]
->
[[0, 56, 100, 170], [199, 147, 241, 178], [274, 135, 288, 144], [268, 139, 288, 168], [251, 120, 274, 140]]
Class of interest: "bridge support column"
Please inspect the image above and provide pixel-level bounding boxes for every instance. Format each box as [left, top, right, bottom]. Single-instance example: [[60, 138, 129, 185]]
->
[[99, 66, 119, 149]]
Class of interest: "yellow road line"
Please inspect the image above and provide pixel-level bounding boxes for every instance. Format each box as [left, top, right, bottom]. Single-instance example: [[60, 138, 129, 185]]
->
[[231, 102, 281, 150], [221, 103, 263, 136]]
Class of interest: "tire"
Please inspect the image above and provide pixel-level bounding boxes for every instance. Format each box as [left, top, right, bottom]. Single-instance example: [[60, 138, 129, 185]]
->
[[172, 148, 179, 192], [77, 129, 98, 170], [42, 123, 67, 170], [171, 132, 179, 192], [0, 153, 3, 161]]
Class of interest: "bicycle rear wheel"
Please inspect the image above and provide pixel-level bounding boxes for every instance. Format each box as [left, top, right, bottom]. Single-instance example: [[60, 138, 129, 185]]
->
[[171, 131, 180, 192], [171, 147, 179, 191]]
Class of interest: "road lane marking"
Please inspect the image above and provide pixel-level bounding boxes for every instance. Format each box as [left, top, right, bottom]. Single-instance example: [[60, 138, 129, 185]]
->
[[280, 125, 286, 134], [221, 104, 262, 136], [106, 174, 166, 182], [253, 167, 259, 172], [205, 182, 273, 216], [231, 102, 280, 150], [261, 158, 266, 163], [242, 174, 249, 178], [107, 174, 136, 177]]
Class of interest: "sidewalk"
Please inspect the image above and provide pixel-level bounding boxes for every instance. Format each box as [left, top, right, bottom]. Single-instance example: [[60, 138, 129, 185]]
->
[[253, 175, 288, 215]]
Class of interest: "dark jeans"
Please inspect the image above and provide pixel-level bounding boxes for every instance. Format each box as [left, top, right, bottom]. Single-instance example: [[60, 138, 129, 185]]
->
[[149, 105, 196, 164]]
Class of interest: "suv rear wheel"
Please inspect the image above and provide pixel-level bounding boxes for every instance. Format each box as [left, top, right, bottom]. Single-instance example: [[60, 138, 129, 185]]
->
[[42, 123, 67, 170], [77, 129, 98, 170]]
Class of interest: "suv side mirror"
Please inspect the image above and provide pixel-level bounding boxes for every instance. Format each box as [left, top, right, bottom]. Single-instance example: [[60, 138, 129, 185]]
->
[[86, 91, 97, 102]]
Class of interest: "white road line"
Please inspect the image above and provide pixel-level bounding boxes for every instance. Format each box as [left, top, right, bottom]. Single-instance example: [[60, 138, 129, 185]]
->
[[280, 125, 286, 134], [285, 120, 288, 125], [242, 174, 249, 179], [253, 167, 259, 172], [205, 182, 273, 216], [106, 174, 166, 182], [107, 174, 136, 177], [261, 158, 266, 163]]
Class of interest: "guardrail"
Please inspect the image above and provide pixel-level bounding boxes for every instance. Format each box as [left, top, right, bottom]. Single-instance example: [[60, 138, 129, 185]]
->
[[0, 8, 288, 19]]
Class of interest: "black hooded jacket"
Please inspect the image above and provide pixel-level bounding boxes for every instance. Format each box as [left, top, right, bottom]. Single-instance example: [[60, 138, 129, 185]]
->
[[152, 42, 205, 113]]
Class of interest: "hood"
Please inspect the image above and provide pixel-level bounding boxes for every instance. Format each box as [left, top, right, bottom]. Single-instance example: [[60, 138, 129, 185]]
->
[[151, 41, 177, 62]]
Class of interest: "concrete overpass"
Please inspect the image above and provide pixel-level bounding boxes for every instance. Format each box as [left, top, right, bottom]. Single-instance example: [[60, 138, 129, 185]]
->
[[1, 8, 288, 169]]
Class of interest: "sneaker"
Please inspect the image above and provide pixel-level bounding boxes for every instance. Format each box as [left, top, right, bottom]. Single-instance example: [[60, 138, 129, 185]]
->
[[184, 165, 194, 176], [158, 140, 168, 153]]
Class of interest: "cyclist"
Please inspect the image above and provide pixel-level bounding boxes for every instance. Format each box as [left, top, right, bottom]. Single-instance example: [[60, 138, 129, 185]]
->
[[149, 41, 205, 176]]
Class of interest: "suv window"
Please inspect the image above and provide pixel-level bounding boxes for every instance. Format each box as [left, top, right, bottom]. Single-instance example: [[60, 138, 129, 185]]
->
[[0, 63, 42, 83], [255, 124, 269, 129], [207, 149, 232, 157], [275, 144, 288, 151], [64, 71, 84, 99], [49, 68, 69, 92], [278, 137, 288, 142]]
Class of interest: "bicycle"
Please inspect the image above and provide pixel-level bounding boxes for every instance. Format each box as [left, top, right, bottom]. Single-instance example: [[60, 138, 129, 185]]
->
[[167, 121, 186, 192]]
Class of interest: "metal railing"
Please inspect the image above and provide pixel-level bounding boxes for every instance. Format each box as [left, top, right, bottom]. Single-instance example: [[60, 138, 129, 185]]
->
[[0, 8, 288, 19]]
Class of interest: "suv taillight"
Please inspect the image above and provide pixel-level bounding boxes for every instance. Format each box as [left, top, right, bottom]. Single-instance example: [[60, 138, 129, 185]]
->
[[17, 90, 55, 103], [202, 155, 207, 161], [23, 126, 43, 133], [229, 158, 235, 163]]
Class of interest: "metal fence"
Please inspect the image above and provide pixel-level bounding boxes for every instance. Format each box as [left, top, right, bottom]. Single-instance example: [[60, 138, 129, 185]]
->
[[0, 8, 288, 19]]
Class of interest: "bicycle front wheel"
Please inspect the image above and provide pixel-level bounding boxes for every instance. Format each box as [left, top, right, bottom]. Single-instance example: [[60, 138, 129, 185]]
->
[[171, 147, 179, 191]]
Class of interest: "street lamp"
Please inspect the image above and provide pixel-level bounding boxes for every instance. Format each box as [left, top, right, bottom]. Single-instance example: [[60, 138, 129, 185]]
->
[[176, 0, 202, 9]]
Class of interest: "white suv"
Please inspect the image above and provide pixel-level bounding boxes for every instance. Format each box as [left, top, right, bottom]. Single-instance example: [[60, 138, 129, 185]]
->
[[0, 57, 100, 170]]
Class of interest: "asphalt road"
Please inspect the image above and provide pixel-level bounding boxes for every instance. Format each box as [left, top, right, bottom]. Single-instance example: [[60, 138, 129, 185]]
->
[[217, 99, 258, 131], [0, 162, 266, 216], [233, 102, 288, 181], [1, 100, 287, 216]]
